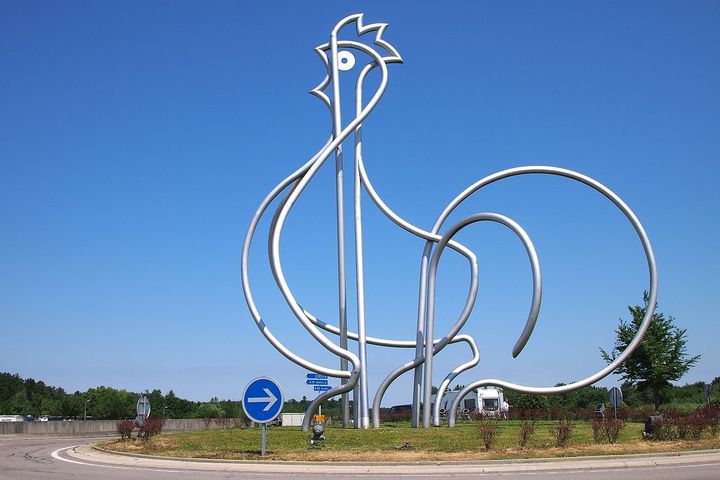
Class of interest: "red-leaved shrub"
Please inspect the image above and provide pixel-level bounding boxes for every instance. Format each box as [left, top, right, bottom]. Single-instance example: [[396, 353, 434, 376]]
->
[[138, 416, 165, 441], [550, 418, 574, 448], [518, 420, 537, 448], [117, 420, 134, 441], [603, 418, 626, 444], [476, 417, 500, 451]]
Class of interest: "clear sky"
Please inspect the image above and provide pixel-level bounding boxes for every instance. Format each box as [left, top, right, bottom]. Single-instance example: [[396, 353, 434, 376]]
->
[[1, 1, 718, 406]]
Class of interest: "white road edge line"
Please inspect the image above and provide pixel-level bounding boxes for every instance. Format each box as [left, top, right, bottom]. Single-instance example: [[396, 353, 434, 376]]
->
[[49, 445, 720, 477], [51, 445, 182, 473]]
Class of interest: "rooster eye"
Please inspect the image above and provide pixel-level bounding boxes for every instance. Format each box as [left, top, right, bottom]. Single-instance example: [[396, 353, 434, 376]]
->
[[337, 51, 355, 71]]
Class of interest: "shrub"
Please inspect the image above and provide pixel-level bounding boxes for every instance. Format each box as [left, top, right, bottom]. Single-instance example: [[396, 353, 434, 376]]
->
[[710, 417, 720, 438], [138, 415, 165, 441], [705, 408, 720, 438], [512, 408, 594, 421], [550, 418, 573, 448], [214, 416, 233, 429], [202, 417, 213, 430], [650, 419, 677, 441], [621, 405, 656, 422], [661, 407, 681, 420], [116, 420, 134, 441], [603, 418, 626, 444], [677, 414, 705, 440], [576, 408, 596, 421], [645, 407, 719, 441], [697, 406, 719, 438], [676, 417, 692, 439], [512, 408, 545, 421], [476, 417, 500, 451], [378, 407, 415, 423], [518, 420, 536, 448]]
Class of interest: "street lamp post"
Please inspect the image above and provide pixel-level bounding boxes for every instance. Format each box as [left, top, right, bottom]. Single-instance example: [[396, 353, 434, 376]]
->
[[84, 399, 89, 421]]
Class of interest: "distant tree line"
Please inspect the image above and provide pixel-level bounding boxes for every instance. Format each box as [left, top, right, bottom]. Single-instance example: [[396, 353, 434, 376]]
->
[[0, 372, 346, 420], [0, 372, 235, 420], [506, 378, 720, 413], [2, 371, 717, 420]]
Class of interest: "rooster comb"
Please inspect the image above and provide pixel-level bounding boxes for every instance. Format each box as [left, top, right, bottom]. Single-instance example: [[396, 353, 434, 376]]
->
[[330, 13, 402, 64]]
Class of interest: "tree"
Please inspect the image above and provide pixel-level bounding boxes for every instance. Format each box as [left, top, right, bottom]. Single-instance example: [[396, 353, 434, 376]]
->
[[546, 383, 608, 410], [40, 397, 59, 416], [146, 389, 166, 418], [600, 293, 700, 408], [59, 393, 84, 418], [7, 389, 33, 415], [195, 402, 223, 419], [85, 386, 135, 419], [619, 381, 642, 408], [506, 391, 548, 410], [164, 390, 196, 419]]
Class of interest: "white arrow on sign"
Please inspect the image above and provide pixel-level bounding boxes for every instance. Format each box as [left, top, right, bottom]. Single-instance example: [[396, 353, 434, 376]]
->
[[248, 387, 278, 412]]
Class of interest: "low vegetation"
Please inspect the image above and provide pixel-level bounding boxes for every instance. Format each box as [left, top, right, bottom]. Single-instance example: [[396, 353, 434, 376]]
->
[[102, 418, 720, 462], [475, 418, 500, 450], [116, 416, 165, 441], [549, 418, 574, 447], [517, 420, 537, 448], [138, 416, 165, 440], [591, 418, 626, 444], [116, 420, 135, 441]]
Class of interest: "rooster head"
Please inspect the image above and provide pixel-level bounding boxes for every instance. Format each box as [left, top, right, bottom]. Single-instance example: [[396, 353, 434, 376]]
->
[[311, 14, 402, 117]]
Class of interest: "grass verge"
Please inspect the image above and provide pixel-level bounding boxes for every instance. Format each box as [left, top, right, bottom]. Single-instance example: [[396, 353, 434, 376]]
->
[[101, 421, 720, 462]]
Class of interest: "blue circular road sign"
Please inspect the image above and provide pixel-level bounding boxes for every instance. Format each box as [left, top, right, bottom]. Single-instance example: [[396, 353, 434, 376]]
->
[[242, 377, 284, 424]]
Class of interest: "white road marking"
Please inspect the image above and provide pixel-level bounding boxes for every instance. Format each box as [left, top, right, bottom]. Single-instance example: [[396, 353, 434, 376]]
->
[[51, 445, 182, 473], [48, 444, 720, 477]]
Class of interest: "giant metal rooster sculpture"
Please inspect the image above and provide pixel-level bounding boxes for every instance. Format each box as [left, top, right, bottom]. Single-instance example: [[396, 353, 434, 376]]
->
[[241, 14, 658, 431]]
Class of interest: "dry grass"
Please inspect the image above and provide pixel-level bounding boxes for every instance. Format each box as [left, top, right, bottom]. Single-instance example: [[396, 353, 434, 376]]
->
[[102, 421, 720, 462]]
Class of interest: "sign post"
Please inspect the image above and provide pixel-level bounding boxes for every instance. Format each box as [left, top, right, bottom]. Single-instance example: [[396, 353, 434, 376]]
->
[[706, 383, 712, 407], [242, 377, 283, 456], [136, 395, 151, 427], [608, 387, 623, 420], [306, 373, 330, 417]]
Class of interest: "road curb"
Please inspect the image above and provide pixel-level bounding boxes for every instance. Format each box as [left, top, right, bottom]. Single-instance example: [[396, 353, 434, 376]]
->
[[83, 443, 720, 473]]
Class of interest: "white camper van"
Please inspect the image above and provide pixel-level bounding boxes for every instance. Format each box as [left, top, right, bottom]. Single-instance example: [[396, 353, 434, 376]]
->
[[431, 387, 504, 418]]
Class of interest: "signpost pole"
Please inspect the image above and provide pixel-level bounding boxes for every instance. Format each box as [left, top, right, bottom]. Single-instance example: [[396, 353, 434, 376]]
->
[[706, 383, 712, 407], [261, 423, 267, 456], [307, 373, 330, 420]]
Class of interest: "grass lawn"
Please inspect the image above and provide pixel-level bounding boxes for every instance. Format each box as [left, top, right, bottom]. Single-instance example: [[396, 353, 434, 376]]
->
[[102, 420, 720, 462]]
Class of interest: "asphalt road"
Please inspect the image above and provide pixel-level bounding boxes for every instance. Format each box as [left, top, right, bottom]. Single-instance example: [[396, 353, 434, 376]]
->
[[1, 435, 719, 480]]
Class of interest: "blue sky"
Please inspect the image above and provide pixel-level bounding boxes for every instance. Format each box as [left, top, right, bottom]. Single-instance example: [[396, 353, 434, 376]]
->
[[1, 1, 718, 406]]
